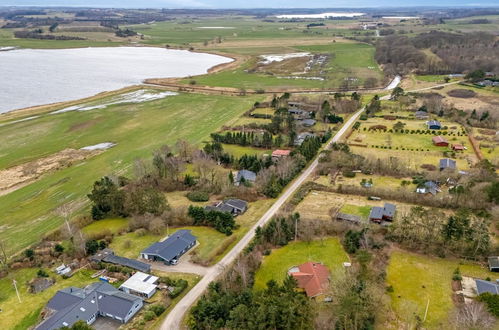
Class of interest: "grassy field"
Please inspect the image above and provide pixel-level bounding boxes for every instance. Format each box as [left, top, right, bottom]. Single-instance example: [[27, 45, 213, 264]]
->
[[82, 218, 128, 237], [0, 90, 262, 257], [386, 250, 494, 329], [221, 144, 271, 158], [253, 238, 349, 290], [339, 204, 371, 218]]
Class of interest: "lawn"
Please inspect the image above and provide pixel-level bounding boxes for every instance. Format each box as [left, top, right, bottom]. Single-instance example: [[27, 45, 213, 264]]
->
[[386, 250, 494, 329], [0, 268, 95, 329], [221, 144, 271, 158], [82, 218, 128, 237], [0, 90, 262, 257], [253, 238, 350, 290], [339, 204, 371, 218]]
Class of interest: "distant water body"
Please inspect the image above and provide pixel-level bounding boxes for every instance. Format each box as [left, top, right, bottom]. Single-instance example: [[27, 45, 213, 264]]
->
[[0, 47, 232, 113]]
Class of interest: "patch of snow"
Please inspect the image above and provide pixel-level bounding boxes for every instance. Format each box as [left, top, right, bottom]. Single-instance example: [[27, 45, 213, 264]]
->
[[260, 53, 310, 65], [0, 115, 40, 127], [80, 142, 116, 151], [51, 90, 177, 114], [384, 75, 402, 90], [276, 12, 365, 19]]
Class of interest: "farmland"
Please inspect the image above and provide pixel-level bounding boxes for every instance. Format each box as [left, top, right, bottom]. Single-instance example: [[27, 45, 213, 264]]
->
[[0, 90, 262, 257]]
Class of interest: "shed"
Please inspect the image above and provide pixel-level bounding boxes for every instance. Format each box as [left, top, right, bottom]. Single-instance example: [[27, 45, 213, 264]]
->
[[103, 255, 151, 273], [488, 257, 499, 272], [427, 120, 441, 130], [140, 230, 197, 265], [439, 158, 456, 171], [432, 136, 449, 147], [119, 272, 159, 299], [336, 213, 362, 224], [451, 144, 465, 151]]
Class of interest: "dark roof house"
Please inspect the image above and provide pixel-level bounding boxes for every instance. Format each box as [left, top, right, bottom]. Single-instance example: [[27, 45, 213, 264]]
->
[[140, 230, 197, 265], [35, 282, 143, 330], [427, 120, 441, 130], [294, 132, 315, 146], [234, 170, 256, 186], [205, 199, 248, 215], [416, 181, 439, 195], [91, 249, 151, 273], [439, 158, 456, 171], [476, 279, 499, 295], [369, 203, 396, 223]]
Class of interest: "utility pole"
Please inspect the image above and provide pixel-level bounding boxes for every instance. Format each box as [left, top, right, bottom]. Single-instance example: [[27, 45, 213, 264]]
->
[[13, 279, 21, 303]]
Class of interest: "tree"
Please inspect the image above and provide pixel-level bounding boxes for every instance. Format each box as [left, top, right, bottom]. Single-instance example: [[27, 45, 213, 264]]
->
[[60, 320, 94, 330], [85, 240, 99, 255], [88, 177, 126, 220], [391, 86, 404, 100], [49, 22, 59, 32], [465, 69, 485, 82], [125, 185, 168, 216], [486, 182, 499, 204]]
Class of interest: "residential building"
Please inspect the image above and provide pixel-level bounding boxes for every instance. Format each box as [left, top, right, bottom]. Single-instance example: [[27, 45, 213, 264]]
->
[[35, 282, 143, 330], [288, 262, 330, 298], [427, 120, 442, 130], [294, 132, 315, 146], [336, 212, 362, 224], [299, 119, 316, 127], [234, 169, 257, 186], [439, 158, 456, 171], [432, 136, 449, 147], [368, 203, 396, 223], [414, 111, 429, 120], [272, 149, 291, 161], [205, 199, 248, 215], [488, 257, 499, 272], [416, 181, 439, 195], [119, 272, 159, 299], [91, 249, 151, 273], [140, 230, 197, 265], [451, 143, 465, 151], [475, 279, 499, 295]]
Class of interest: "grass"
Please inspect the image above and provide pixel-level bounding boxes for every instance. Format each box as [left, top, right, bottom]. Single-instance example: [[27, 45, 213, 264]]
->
[[82, 218, 128, 237], [0, 268, 95, 329], [386, 250, 494, 329], [0, 90, 262, 257], [221, 144, 271, 158], [339, 204, 371, 218], [253, 238, 349, 291]]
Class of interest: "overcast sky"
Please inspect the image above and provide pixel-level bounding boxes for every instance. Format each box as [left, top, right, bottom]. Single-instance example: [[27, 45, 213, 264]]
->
[[1, 0, 498, 8]]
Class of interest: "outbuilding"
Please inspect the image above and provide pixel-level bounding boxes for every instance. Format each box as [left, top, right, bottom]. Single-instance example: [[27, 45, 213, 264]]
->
[[119, 272, 159, 299], [272, 149, 291, 161], [140, 230, 197, 265], [427, 120, 441, 130], [451, 144, 465, 151], [439, 158, 456, 171], [234, 169, 256, 186], [488, 256, 499, 272], [432, 136, 449, 147]]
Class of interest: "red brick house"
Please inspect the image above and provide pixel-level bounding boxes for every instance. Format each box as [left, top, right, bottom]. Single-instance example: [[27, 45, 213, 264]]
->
[[432, 136, 449, 147], [288, 262, 330, 298]]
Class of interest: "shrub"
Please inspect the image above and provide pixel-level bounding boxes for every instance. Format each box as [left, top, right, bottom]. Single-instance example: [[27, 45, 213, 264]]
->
[[37, 269, 49, 278], [344, 171, 356, 178], [54, 244, 64, 253], [143, 310, 156, 321], [452, 267, 462, 281], [386, 285, 394, 293], [187, 191, 209, 202], [478, 292, 499, 317], [149, 304, 166, 317]]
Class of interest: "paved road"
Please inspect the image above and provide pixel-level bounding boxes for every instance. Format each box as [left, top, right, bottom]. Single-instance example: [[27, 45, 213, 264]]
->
[[160, 82, 461, 329]]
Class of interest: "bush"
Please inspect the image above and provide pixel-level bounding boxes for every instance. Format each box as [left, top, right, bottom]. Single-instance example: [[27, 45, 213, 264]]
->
[[54, 244, 64, 253], [187, 191, 209, 202], [149, 304, 166, 317], [37, 269, 49, 278], [143, 310, 156, 321], [344, 171, 356, 178], [478, 292, 499, 317], [452, 267, 462, 281]]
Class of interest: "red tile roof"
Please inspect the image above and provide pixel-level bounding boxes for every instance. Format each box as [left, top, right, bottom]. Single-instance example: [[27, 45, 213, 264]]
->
[[288, 262, 330, 297], [272, 149, 291, 157], [452, 144, 464, 150], [432, 136, 448, 144]]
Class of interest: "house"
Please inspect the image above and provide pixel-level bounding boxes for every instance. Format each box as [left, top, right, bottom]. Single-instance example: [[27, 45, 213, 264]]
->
[[414, 111, 429, 120], [288, 262, 330, 298], [205, 199, 248, 215], [140, 230, 197, 265], [477, 80, 499, 87], [55, 264, 71, 276], [427, 120, 441, 130], [288, 108, 310, 119], [451, 143, 465, 151], [475, 279, 499, 295], [368, 203, 396, 223], [448, 74, 464, 78], [294, 132, 315, 146], [91, 249, 151, 273], [35, 282, 143, 330], [272, 149, 291, 161], [234, 169, 256, 186], [488, 257, 499, 272], [336, 212, 362, 225], [439, 158, 456, 171], [432, 136, 449, 147], [416, 181, 439, 195], [299, 119, 316, 127], [119, 272, 159, 299]]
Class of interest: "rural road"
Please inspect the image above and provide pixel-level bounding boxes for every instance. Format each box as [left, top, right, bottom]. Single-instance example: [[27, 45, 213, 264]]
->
[[160, 81, 460, 329]]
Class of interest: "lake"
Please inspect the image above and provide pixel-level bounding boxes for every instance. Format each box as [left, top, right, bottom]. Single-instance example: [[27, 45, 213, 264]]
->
[[0, 47, 231, 113]]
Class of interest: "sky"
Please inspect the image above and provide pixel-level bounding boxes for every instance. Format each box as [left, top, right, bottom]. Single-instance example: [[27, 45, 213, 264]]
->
[[1, 0, 498, 8]]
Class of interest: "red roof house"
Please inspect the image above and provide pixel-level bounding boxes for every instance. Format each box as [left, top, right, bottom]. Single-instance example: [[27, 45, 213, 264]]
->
[[452, 143, 465, 151], [432, 136, 449, 147], [271, 149, 291, 160], [288, 262, 330, 297]]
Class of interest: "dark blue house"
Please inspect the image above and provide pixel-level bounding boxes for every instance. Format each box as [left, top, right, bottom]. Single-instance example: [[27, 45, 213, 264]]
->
[[140, 230, 197, 265], [427, 120, 441, 130]]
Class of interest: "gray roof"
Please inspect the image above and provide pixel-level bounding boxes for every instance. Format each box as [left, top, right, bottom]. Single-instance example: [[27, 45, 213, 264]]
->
[[427, 120, 441, 127], [476, 279, 499, 295], [489, 257, 499, 269], [383, 203, 396, 218], [90, 248, 114, 262], [414, 111, 429, 118], [236, 170, 256, 183], [103, 254, 151, 273], [337, 213, 362, 223], [439, 158, 456, 170], [294, 132, 315, 146], [141, 230, 196, 262], [369, 206, 384, 219], [224, 198, 248, 211], [300, 119, 316, 127], [36, 282, 141, 330]]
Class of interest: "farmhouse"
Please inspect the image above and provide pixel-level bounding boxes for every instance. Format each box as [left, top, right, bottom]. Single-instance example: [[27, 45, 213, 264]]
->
[[140, 229, 197, 265], [119, 272, 159, 299], [368, 203, 396, 223], [288, 262, 330, 298], [91, 248, 151, 273], [35, 282, 143, 330], [205, 199, 248, 215], [488, 256, 499, 272], [294, 132, 315, 146], [427, 120, 441, 130], [439, 158, 456, 171], [451, 143, 465, 151], [432, 136, 449, 147], [272, 149, 291, 161], [234, 169, 256, 186], [414, 111, 429, 120]]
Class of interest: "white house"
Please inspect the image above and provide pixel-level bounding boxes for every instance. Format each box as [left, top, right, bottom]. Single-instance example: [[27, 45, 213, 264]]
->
[[119, 272, 159, 299]]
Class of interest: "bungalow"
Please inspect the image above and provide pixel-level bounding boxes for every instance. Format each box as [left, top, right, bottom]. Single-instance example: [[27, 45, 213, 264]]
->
[[368, 203, 396, 223], [488, 257, 499, 272], [119, 272, 159, 299], [451, 143, 465, 151], [475, 279, 499, 295], [432, 136, 449, 147], [439, 158, 456, 171], [416, 181, 439, 195], [35, 282, 143, 330], [234, 169, 256, 186], [427, 120, 441, 130], [288, 262, 330, 298], [205, 199, 248, 215], [91, 249, 151, 273], [272, 149, 291, 161], [288, 108, 310, 119], [140, 229, 197, 265], [294, 132, 315, 146], [414, 111, 429, 120], [299, 119, 316, 127]]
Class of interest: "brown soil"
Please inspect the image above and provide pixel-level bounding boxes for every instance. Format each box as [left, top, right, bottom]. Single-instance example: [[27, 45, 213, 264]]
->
[[0, 148, 101, 196], [67, 118, 102, 132], [451, 279, 463, 291]]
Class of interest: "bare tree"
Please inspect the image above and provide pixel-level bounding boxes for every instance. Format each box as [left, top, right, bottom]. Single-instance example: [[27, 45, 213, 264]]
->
[[450, 302, 496, 330], [0, 239, 8, 269]]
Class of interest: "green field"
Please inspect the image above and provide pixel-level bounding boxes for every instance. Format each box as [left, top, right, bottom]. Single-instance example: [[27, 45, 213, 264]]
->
[[339, 204, 371, 218], [82, 218, 129, 237], [253, 238, 349, 290], [386, 250, 493, 329], [0, 90, 262, 257]]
